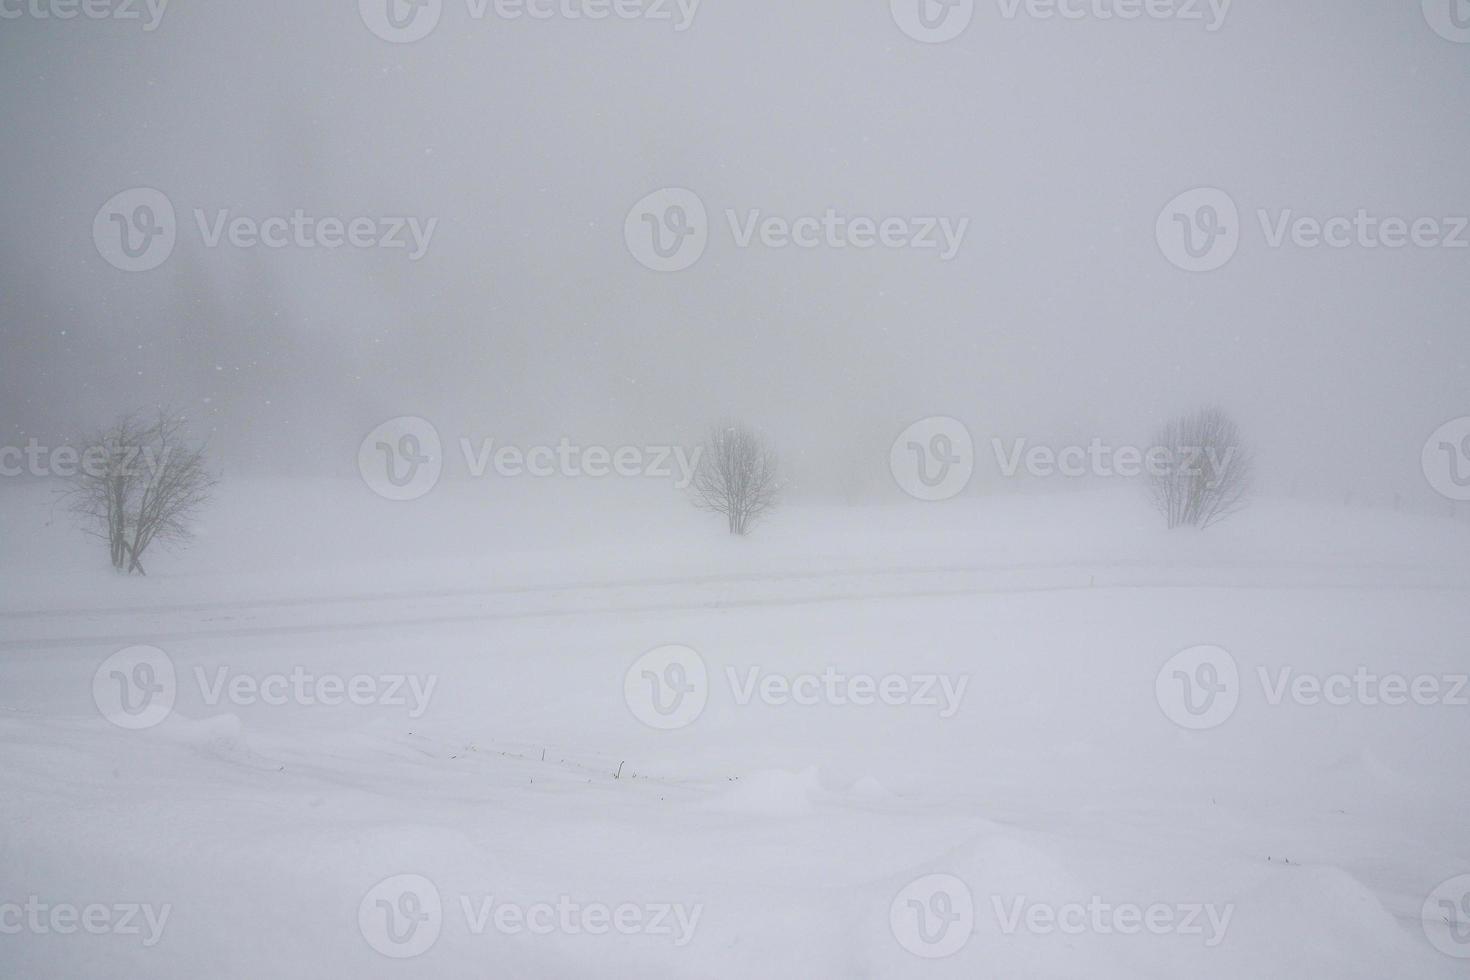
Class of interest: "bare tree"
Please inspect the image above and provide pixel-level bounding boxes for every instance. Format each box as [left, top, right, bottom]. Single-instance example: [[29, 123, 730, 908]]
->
[[1147, 407, 1253, 529], [690, 422, 782, 535], [65, 410, 217, 574]]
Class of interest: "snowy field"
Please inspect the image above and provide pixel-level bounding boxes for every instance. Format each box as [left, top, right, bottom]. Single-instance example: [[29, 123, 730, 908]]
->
[[2, 478, 1469, 977], [6, 0, 1468, 976]]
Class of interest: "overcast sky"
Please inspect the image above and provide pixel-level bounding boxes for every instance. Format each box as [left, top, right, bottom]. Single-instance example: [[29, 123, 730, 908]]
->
[[2, 0, 1467, 500]]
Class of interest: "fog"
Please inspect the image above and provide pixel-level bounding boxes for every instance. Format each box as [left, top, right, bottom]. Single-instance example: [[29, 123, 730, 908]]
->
[[3, 0, 1467, 501], [7, 6, 1470, 976]]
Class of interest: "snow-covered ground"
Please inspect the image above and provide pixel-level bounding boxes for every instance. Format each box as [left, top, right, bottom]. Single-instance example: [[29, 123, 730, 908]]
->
[[2, 479, 1468, 977]]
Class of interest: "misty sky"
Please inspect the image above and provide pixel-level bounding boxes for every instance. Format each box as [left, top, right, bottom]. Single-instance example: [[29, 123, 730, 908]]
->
[[2, 1, 1467, 500]]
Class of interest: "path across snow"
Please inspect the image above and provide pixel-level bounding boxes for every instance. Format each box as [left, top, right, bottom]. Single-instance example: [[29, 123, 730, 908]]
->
[[2, 484, 1468, 976]]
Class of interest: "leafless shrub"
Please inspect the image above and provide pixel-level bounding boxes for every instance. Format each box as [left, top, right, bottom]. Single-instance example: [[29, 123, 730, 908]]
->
[[65, 410, 216, 574], [1147, 407, 1252, 529], [689, 422, 782, 535]]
